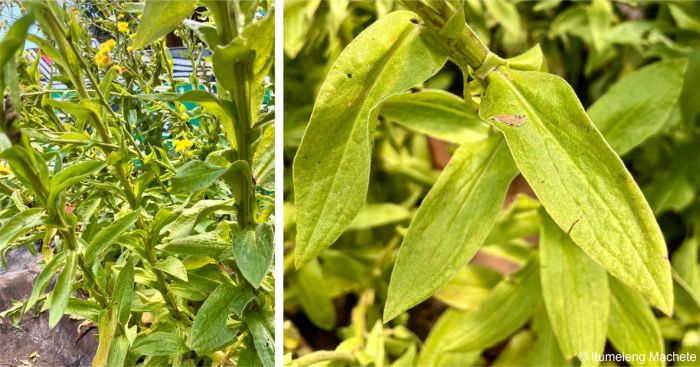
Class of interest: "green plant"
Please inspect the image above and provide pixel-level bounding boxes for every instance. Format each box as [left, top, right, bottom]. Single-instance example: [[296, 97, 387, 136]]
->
[[285, 0, 700, 366], [0, 0, 274, 366]]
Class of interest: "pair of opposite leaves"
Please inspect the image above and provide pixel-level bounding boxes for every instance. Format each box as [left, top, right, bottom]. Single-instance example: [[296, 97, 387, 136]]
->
[[293, 11, 673, 321]]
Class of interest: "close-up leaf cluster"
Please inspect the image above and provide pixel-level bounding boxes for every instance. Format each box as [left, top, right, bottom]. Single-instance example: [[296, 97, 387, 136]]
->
[[284, 1, 700, 366], [0, 0, 275, 366]]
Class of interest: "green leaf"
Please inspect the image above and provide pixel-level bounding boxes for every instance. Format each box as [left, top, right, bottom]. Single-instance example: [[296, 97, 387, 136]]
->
[[528, 306, 569, 366], [93, 308, 119, 367], [284, 0, 322, 58], [346, 203, 411, 231], [171, 160, 227, 193], [191, 283, 255, 352], [85, 210, 141, 261], [443, 257, 540, 352], [433, 265, 502, 311], [417, 311, 482, 367], [539, 210, 608, 361], [587, 59, 686, 155], [295, 259, 336, 331], [238, 347, 263, 367], [106, 335, 129, 367], [24, 251, 66, 313], [293, 10, 447, 268], [157, 232, 231, 259], [608, 277, 665, 367], [245, 308, 275, 367], [479, 68, 673, 314], [0, 208, 46, 254], [182, 19, 221, 49], [131, 332, 188, 356], [154, 256, 188, 282], [379, 90, 489, 144], [49, 251, 77, 328], [680, 47, 700, 127], [49, 160, 107, 206], [253, 124, 275, 191], [384, 135, 517, 321], [233, 223, 274, 288], [112, 259, 134, 325], [132, 0, 195, 50], [0, 12, 34, 70]]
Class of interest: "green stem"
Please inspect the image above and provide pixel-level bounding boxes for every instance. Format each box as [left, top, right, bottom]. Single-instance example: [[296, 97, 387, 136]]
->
[[294, 351, 355, 367]]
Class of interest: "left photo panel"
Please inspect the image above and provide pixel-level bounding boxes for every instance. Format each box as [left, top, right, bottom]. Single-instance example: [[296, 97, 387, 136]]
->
[[0, 1, 275, 366]]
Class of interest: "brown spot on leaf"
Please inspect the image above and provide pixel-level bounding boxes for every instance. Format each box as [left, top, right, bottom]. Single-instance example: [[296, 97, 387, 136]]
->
[[491, 114, 527, 126]]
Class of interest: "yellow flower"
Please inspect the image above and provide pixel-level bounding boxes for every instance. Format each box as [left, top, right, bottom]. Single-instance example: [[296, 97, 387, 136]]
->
[[95, 50, 111, 68], [0, 161, 11, 176], [173, 139, 194, 153], [99, 39, 116, 52], [130, 32, 137, 40], [118, 22, 129, 34]]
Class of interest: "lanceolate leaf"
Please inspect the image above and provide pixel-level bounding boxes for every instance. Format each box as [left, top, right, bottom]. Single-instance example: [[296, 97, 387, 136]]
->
[[680, 47, 700, 126], [157, 232, 231, 259], [84, 210, 141, 261], [24, 251, 66, 313], [49, 251, 77, 328], [233, 223, 274, 288], [132, 0, 195, 50], [379, 90, 489, 144], [443, 257, 540, 352], [385, 135, 517, 321], [608, 278, 665, 367], [293, 11, 448, 267], [0, 208, 46, 254], [479, 68, 673, 314], [112, 260, 134, 325], [245, 308, 275, 367], [171, 160, 228, 193], [587, 59, 686, 155], [539, 210, 608, 361], [131, 332, 188, 356], [417, 309, 482, 367], [191, 283, 255, 352], [296, 259, 336, 331]]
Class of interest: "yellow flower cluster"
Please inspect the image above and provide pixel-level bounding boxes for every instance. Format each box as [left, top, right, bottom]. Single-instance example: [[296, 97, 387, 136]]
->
[[173, 139, 194, 153], [118, 21, 129, 34], [95, 39, 116, 68]]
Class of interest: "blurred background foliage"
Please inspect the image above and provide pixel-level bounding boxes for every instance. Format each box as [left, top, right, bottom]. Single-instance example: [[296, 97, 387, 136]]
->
[[283, 0, 700, 366]]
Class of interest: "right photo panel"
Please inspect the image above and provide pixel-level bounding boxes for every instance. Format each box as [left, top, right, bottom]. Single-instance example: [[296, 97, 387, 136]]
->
[[283, 1, 700, 366]]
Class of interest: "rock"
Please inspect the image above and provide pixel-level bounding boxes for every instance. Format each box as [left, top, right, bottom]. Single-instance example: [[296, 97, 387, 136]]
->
[[0, 247, 98, 366]]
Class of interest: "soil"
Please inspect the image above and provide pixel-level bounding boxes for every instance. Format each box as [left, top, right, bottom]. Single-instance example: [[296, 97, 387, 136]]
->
[[0, 246, 97, 367]]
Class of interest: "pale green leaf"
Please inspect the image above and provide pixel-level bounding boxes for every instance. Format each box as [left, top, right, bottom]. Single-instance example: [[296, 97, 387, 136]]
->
[[157, 232, 231, 259], [417, 310, 482, 367], [540, 210, 608, 361], [112, 259, 134, 325], [379, 90, 489, 144], [608, 278, 665, 367], [24, 251, 66, 313], [233, 223, 274, 288], [385, 134, 517, 321], [0, 208, 46, 254], [132, 0, 195, 50], [346, 203, 411, 231], [85, 210, 141, 261], [49, 251, 77, 328], [191, 283, 255, 352], [588, 59, 686, 155], [442, 257, 540, 352], [528, 306, 569, 366], [433, 265, 502, 311], [106, 335, 129, 367], [253, 124, 275, 191], [479, 68, 673, 314], [171, 160, 227, 193], [296, 259, 336, 331], [131, 332, 188, 356], [245, 308, 274, 367], [293, 10, 447, 267], [284, 0, 322, 58], [154, 256, 188, 282]]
